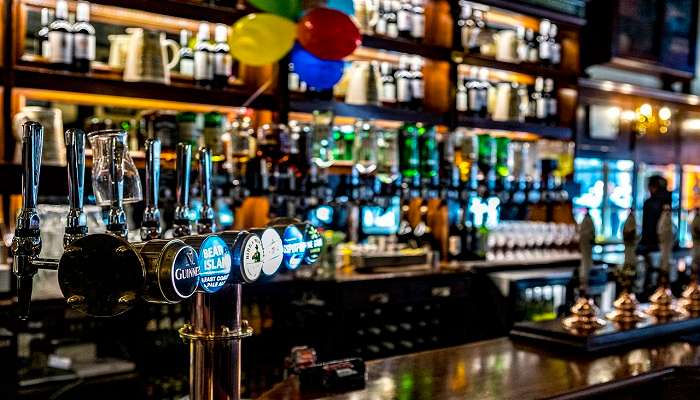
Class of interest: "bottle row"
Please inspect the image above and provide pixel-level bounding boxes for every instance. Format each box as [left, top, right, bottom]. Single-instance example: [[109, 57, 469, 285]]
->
[[356, 0, 427, 43], [33, 1, 235, 88]]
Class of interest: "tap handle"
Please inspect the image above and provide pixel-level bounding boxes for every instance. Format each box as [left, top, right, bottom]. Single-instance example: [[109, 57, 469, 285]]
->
[[107, 136, 127, 238], [145, 138, 161, 208], [64, 129, 88, 246], [197, 147, 215, 234], [21, 121, 43, 214], [141, 138, 162, 240], [173, 143, 192, 237], [176, 143, 191, 209], [64, 129, 86, 211]]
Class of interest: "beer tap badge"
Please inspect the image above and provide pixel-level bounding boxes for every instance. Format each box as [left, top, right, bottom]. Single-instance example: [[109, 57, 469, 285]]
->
[[304, 224, 323, 265], [171, 246, 200, 299], [240, 235, 264, 282], [283, 225, 306, 270], [198, 235, 231, 293], [261, 228, 284, 276]]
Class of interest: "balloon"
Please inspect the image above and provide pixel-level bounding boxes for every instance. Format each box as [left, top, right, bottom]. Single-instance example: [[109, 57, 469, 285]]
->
[[291, 45, 345, 90], [229, 13, 296, 66], [247, 0, 301, 20], [327, 0, 355, 15], [297, 7, 361, 60]]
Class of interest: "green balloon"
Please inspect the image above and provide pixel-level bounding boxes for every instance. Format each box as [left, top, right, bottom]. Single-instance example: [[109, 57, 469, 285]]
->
[[247, 0, 302, 20]]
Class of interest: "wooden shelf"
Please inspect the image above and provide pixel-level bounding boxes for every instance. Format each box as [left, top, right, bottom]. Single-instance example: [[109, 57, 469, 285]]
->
[[457, 115, 573, 140], [289, 98, 447, 125], [13, 65, 278, 111], [452, 51, 578, 85], [474, 0, 587, 28], [361, 35, 452, 61], [29, 0, 249, 25]]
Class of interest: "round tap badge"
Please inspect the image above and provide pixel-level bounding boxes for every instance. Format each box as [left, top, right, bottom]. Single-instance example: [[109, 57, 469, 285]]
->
[[198, 235, 231, 293], [240, 235, 264, 282], [303, 224, 323, 265], [282, 225, 306, 270], [169, 244, 200, 300], [261, 228, 283, 276]]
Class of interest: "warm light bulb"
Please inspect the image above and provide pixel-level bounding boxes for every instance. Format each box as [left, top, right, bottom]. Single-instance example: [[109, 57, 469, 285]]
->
[[659, 106, 672, 121], [640, 103, 653, 118]]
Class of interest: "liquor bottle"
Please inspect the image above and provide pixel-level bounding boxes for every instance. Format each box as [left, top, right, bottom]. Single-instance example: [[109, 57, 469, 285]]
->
[[353, 120, 378, 175], [549, 24, 561, 65], [465, 67, 481, 117], [380, 62, 397, 107], [409, 56, 424, 110], [385, 0, 400, 38], [410, 0, 425, 43], [399, 123, 420, 188], [176, 112, 200, 148], [375, 0, 389, 36], [179, 30, 195, 78], [212, 24, 232, 89], [476, 133, 494, 189], [470, 9, 487, 54], [395, 56, 412, 109], [531, 77, 546, 123], [537, 19, 552, 64], [457, 1, 472, 51], [35, 8, 52, 58], [72, 1, 95, 73], [288, 63, 302, 92], [448, 202, 469, 261], [194, 22, 213, 87], [48, 0, 73, 69], [203, 111, 225, 159], [494, 136, 510, 191], [456, 77, 468, 113], [526, 29, 538, 63], [544, 78, 557, 126], [418, 124, 438, 187], [397, 0, 413, 40], [516, 26, 528, 63], [477, 68, 490, 118]]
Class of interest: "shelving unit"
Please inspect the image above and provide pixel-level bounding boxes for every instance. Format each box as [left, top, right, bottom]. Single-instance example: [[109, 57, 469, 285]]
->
[[289, 98, 447, 126]]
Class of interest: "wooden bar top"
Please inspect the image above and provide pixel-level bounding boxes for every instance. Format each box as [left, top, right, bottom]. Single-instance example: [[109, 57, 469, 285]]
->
[[257, 337, 700, 400]]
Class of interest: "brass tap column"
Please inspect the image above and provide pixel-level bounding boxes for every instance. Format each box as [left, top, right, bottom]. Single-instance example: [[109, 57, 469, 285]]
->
[[646, 205, 679, 320], [607, 210, 645, 327]]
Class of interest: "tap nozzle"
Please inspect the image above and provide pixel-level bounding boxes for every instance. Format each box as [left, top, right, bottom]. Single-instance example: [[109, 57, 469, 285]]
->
[[11, 121, 44, 320], [64, 129, 88, 247], [141, 138, 162, 240]]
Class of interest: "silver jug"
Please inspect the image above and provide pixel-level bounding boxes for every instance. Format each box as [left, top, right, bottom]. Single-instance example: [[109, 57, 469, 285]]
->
[[123, 28, 180, 84]]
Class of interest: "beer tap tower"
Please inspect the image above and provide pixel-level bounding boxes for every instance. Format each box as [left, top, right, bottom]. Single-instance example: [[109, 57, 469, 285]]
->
[[606, 211, 646, 327], [10, 121, 319, 400], [562, 210, 606, 332]]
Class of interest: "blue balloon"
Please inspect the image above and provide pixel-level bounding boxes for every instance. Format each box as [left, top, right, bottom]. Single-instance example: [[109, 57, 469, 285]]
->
[[291, 44, 345, 90], [327, 0, 355, 16]]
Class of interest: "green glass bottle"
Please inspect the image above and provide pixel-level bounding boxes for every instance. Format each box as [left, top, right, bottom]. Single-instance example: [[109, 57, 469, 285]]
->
[[418, 124, 439, 187], [495, 136, 510, 178], [477, 133, 494, 185], [203, 111, 224, 160], [399, 123, 420, 187]]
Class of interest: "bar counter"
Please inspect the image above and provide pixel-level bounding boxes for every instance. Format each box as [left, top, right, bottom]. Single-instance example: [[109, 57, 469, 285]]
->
[[258, 337, 700, 400]]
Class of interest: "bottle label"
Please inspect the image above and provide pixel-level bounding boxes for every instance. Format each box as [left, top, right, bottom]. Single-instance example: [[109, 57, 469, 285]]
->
[[382, 82, 397, 103], [539, 42, 551, 60], [180, 58, 194, 77], [375, 18, 388, 35], [397, 77, 411, 102], [41, 40, 52, 59], [194, 51, 210, 80], [449, 236, 461, 256], [468, 88, 480, 111], [411, 14, 425, 38], [456, 91, 468, 112], [536, 98, 547, 119], [411, 79, 424, 99], [547, 98, 558, 117], [198, 236, 231, 293], [397, 10, 411, 32], [528, 48, 539, 63], [48, 31, 73, 64], [461, 27, 470, 49], [387, 23, 399, 38], [214, 53, 232, 77], [74, 33, 95, 61]]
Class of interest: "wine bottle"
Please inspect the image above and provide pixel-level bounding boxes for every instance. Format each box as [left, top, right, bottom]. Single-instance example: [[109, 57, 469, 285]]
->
[[48, 0, 72, 69], [212, 24, 232, 89], [194, 22, 213, 87], [72, 1, 95, 73]]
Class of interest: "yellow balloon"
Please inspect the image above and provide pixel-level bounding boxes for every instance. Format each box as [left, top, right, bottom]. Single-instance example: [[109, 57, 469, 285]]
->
[[230, 13, 296, 66]]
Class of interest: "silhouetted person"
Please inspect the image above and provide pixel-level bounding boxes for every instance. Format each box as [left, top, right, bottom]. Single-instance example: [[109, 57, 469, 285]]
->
[[638, 175, 672, 296]]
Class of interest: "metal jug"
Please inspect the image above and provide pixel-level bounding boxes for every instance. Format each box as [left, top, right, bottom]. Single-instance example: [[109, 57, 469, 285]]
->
[[123, 28, 180, 84]]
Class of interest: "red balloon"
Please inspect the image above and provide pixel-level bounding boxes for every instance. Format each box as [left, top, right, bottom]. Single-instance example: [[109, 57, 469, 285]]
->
[[297, 7, 361, 60]]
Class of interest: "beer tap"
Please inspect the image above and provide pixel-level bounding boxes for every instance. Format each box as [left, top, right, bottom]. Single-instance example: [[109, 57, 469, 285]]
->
[[197, 147, 215, 234], [174, 143, 192, 237], [11, 121, 44, 320], [141, 138, 162, 241], [106, 137, 128, 238], [64, 129, 88, 247]]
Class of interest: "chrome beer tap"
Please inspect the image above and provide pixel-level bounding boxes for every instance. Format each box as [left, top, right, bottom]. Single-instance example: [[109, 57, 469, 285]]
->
[[197, 147, 216, 234], [141, 138, 162, 241], [63, 129, 88, 247], [173, 143, 192, 237], [106, 137, 128, 238], [11, 122, 44, 320]]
